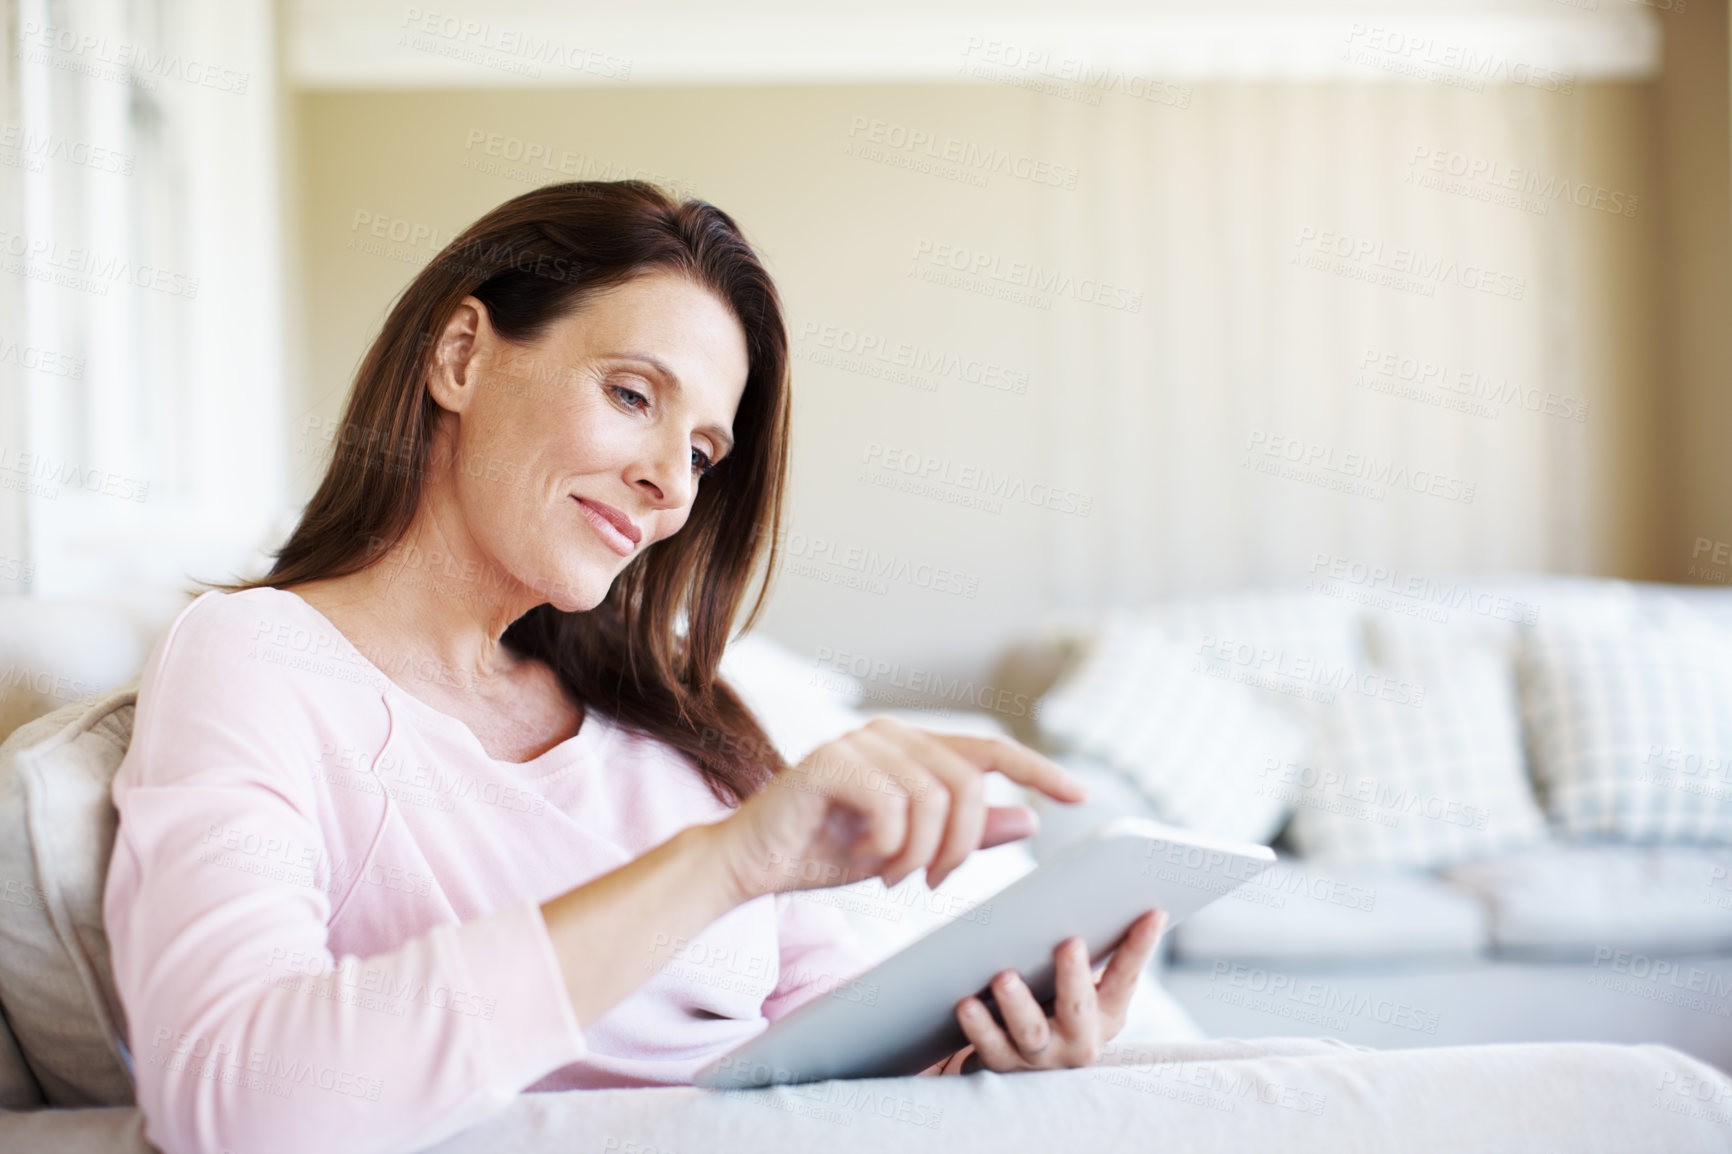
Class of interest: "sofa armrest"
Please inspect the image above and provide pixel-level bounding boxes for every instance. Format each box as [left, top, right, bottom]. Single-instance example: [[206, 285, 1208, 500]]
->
[[8, 1040, 1729, 1154]]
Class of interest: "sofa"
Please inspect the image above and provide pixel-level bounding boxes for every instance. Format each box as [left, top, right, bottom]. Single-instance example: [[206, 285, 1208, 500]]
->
[[3, 584, 1732, 1152], [998, 574, 1732, 1073]]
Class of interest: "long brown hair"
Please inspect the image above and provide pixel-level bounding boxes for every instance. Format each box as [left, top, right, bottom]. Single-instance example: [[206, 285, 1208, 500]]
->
[[230, 181, 791, 804]]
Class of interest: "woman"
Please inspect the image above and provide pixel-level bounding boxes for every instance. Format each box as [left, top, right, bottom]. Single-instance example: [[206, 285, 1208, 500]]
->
[[102, 181, 1168, 1154]]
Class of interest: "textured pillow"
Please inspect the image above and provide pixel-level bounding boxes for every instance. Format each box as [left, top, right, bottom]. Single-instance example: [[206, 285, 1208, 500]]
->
[[1519, 617, 1732, 843], [1284, 624, 1550, 869], [1148, 591, 1363, 724], [0, 1001, 44, 1110], [0, 683, 138, 1106], [1036, 615, 1304, 844]]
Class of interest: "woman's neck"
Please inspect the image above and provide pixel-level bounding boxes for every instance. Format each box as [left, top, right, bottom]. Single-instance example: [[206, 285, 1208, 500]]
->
[[287, 500, 544, 696]]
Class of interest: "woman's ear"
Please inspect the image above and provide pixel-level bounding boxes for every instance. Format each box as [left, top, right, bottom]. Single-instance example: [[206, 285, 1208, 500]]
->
[[427, 296, 492, 413]]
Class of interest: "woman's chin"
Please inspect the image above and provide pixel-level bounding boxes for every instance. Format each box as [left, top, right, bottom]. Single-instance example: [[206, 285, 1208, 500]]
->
[[529, 569, 614, 614]]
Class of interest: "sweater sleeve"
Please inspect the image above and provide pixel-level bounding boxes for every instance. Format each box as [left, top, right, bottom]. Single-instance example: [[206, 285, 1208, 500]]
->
[[102, 594, 586, 1154], [762, 890, 875, 1022]]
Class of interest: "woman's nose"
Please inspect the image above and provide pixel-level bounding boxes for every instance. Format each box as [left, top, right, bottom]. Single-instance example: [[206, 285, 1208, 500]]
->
[[632, 437, 694, 508]]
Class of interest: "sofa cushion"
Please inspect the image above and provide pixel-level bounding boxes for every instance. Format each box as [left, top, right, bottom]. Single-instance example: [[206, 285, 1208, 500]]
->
[[1036, 617, 1303, 843], [0, 684, 138, 1106], [1169, 857, 1488, 964], [1442, 845, 1732, 958], [1519, 614, 1732, 844], [1284, 623, 1550, 870]]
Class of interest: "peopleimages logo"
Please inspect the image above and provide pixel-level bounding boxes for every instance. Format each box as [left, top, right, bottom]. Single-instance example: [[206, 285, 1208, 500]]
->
[[0, 227, 199, 298], [777, 528, 981, 599], [797, 320, 1029, 395], [1260, 758, 1491, 832], [1341, 24, 1575, 95], [1356, 347, 1589, 424], [1292, 227, 1526, 301], [0, 336, 85, 380], [859, 442, 1092, 517], [1207, 961, 1441, 1034], [1307, 551, 1540, 626], [812, 645, 1042, 720], [0, 123, 134, 175], [846, 115, 1079, 190], [1193, 633, 1427, 709], [398, 7, 632, 81], [910, 239, 1143, 313], [1406, 146, 1639, 219], [18, 20, 251, 94], [1243, 429, 1476, 505], [958, 36, 1193, 109]]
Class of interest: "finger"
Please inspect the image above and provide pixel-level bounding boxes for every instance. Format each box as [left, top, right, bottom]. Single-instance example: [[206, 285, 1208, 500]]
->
[[955, 996, 1024, 1072], [990, 971, 1053, 1058], [930, 733, 1088, 804], [852, 728, 948, 888], [1051, 937, 1099, 1046], [805, 737, 908, 866], [979, 805, 1039, 849], [882, 724, 988, 889], [1095, 911, 1166, 1019]]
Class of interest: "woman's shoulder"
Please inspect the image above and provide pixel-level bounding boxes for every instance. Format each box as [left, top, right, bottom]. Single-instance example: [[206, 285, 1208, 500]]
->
[[156, 586, 382, 679], [140, 586, 390, 724], [161, 583, 317, 642], [123, 587, 393, 790]]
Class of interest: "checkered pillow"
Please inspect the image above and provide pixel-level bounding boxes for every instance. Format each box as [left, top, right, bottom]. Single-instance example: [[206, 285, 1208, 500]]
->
[[1285, 624, 1549, 868], [1520, 617, 1732, 844], [1035, 613, 1304, 844]]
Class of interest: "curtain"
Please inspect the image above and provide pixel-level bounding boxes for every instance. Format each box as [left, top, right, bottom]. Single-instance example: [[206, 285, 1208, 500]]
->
[[1028, 79, 1652, 612]]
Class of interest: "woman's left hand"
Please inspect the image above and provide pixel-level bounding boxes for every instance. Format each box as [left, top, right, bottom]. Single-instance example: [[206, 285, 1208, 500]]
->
[[930, 909, 1170, 1075]]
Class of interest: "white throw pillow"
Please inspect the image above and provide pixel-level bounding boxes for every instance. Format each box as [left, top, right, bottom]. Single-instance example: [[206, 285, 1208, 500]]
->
[[1036, 614, 1303, 845], [1519, 614, 1732, 844], [1284, 623, 1550, 869], [1147, 590, 1364, 725], [719, 632, 867, 763]]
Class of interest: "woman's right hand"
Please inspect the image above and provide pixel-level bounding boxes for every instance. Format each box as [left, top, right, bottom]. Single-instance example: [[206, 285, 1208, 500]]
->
[[714, 716, 1088, 904]]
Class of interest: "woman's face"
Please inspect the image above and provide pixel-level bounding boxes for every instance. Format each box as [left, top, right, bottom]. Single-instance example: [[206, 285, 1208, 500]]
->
[[426, 270, 750, 614]]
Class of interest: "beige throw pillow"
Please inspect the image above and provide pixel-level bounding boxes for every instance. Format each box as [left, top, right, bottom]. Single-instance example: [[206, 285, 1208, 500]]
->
[[0, 684, 139, 1106]]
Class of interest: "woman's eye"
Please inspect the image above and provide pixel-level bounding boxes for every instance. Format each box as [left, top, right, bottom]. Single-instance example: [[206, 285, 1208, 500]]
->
[[609, 383, 650, 410], [691, 447, 716, 478]]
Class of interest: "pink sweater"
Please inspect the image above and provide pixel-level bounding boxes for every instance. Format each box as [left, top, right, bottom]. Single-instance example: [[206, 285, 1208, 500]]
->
[[103, 586, 868, 1154]]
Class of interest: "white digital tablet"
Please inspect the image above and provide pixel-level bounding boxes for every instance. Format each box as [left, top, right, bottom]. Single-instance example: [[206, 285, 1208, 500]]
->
[[695, 816, 1277, 1089]]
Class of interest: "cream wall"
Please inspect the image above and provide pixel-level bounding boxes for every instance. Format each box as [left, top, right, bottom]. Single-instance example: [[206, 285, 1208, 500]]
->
[[293, 79, 1673, 689]]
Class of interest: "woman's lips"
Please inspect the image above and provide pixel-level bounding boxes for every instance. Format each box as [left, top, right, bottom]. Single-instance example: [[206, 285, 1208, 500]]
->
[[574, 497, 639, 557]]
